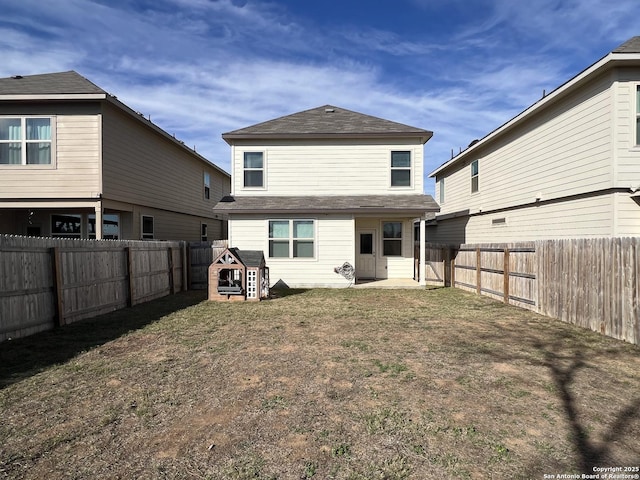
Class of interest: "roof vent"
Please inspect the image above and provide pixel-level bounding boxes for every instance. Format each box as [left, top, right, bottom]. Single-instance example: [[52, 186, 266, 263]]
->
[[325, 108, 335, 113], [11, 75, 23, 79]]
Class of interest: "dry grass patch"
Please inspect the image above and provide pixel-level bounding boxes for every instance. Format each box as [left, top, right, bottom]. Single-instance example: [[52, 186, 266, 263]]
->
[[1, 288, 639, 479]]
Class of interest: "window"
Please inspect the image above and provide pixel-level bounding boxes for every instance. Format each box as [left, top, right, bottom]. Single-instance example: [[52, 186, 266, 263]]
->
[[204, 172, 211, 199], [390, 151, 411, 187], [0, 117, 52, 165], [244, 152, 264, 187], [201, 223, 208, 242], [471, 160, 479, 193], [88, 213, 120, 239], [439, 178, 445, 204], [383, 221, 402, 256], [636, 85, 640, 146], [268, 219, 315, 258], [142, 215, 154, 239], [51, 214, 82, 238]]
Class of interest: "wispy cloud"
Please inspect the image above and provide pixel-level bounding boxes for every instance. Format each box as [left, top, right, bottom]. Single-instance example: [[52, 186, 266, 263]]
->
[[0, 0, 638, 194]]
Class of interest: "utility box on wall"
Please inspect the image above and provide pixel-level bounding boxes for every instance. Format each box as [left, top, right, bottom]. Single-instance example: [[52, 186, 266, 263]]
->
[[208, 247, 269, 302]]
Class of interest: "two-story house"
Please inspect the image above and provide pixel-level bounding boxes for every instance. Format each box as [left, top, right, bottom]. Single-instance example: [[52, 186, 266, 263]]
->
[[0, 71, 230, 241], [428, 36, 640, 244], [214, 105, 439, 288]]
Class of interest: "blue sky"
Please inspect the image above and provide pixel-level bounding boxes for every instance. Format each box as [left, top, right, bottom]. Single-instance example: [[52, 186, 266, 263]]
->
[[1, 0, 639, 195]]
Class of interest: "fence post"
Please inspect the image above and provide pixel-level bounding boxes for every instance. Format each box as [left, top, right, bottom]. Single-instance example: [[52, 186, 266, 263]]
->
[[126, 246, 135, 307], [450, 247, 456, 288], [168, 247, 175, 295], [503, 248, 510, 304], [186, 243, 192, 290], [181, 241, 188, 292], [51, 247, 64, 327], [476, 248, 482, 295]]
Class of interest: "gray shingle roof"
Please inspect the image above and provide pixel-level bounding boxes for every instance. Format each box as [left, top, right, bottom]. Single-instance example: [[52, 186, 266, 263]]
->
[[0, 71, 107, 95], [232, 248, 265, 267], [223, 105, 433, 143], [214, 194, 439, 214], [613, 36, 640, 53]]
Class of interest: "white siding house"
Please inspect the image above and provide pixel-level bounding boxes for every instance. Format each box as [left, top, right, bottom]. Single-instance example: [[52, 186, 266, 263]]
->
[[215, 105, 439, 288], [0, 71, 230, 241], [428, 37, 640, 244]]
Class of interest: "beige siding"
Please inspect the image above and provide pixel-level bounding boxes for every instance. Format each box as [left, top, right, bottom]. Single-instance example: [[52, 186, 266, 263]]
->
[[437, 72, 614, 218], [229, 214, 354, 287], [0, 115, 100, 198], [614, 192, 640, 236], [231, 138, 424, 196], [102, 103, 229, 219], [429, 194, 615, 244], [129, 205, 224, 242], [612, 67, 640, 188]]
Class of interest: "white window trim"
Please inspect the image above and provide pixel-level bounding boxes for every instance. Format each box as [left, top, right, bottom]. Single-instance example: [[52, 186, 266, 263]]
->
[[267, 218, 316, 260], [439, 177, 445, 204], [242, 150, 267, 190], [389, 150, 413, 188], [0, 116, 56, 169], [204, 171, 211, 200], [471, 160, 479, 194], [141, 215, 154, 240], [201, 223, 208, 242]]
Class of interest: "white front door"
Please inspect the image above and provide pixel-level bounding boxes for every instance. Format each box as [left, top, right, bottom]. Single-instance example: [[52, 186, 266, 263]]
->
[[356, 229, 376, 279]]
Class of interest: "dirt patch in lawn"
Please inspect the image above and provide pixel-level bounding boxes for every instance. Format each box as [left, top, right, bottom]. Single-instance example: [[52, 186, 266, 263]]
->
[[1, 288, 639, 479]]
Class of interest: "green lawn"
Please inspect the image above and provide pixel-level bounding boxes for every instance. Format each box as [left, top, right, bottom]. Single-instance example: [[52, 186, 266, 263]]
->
[[1, 287, 638, 479]]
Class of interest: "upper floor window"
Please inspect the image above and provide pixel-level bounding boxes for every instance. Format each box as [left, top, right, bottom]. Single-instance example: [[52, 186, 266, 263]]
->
[[204, 172, 211, 199], [439, 178, 445, 204], [391, 151, 411, 187], [244, 152, 264, 188], [0, 117, 52, 165], [268, 219, 315, 258], [636, 85, 640, 146], [471, 160, 479, 193]]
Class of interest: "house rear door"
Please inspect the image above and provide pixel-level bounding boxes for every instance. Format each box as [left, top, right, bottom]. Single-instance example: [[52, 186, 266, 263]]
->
[[356, 229, 376, 279]]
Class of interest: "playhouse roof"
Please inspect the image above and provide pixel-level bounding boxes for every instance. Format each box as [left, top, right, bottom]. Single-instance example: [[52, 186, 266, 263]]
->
[[228, 248, 265, 268]]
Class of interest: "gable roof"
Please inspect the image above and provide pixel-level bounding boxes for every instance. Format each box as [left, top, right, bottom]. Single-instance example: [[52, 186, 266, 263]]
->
[[232, 248, 265, 268], [0, 71, 106, 96], [214, 194, 439, 215], [214, 247, 265, 267], [430, 36, 640, 178], [223, 105, 433, 144], [0, 70, 229, 177]]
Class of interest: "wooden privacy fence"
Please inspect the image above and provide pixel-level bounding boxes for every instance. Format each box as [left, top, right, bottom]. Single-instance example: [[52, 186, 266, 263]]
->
[[188, 239, 228, 290], [0, 235, 187, 342], [424, 238, 639, 345]]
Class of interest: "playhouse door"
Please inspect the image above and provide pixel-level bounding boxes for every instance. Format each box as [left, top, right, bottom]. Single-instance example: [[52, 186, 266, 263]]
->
[[356, 229, 376, 279]]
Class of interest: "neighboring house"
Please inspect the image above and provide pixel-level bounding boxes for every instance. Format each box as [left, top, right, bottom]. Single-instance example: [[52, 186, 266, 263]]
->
[[214, 105, 439, 288], [0, 71, 230, 241], [428, 36, 640, 244]]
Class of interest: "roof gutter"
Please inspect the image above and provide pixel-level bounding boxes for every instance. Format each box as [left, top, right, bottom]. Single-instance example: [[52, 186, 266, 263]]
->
[[222, 131, 433, 146]]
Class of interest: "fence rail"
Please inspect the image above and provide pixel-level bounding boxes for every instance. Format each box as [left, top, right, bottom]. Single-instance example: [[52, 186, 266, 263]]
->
[[0, 235, 189, 341], [424, 238, 639, 345]]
